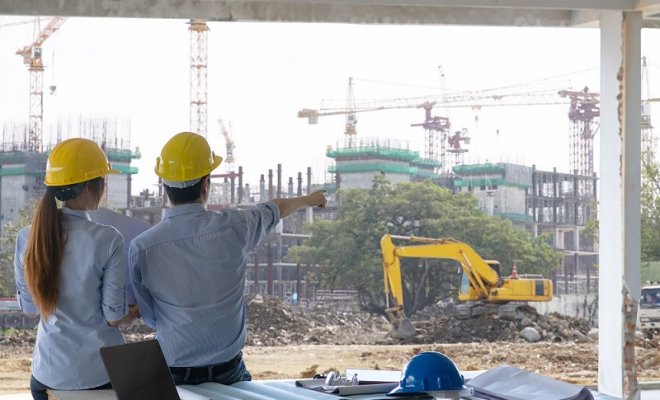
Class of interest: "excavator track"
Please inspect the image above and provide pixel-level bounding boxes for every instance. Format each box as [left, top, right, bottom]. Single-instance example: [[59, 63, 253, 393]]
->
[[455, 302, 537, 320]]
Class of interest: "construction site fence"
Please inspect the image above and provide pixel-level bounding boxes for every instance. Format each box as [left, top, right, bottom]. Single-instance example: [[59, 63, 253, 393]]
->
[[244, 281, 360, 313], [0, 312, 39, 330], [307, 289, 360, 313], [554, 277, 599, 295], [531, 293, 598, 326]]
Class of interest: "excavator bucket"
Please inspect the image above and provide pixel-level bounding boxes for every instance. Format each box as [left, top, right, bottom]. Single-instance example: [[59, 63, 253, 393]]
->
[[390, 317, 416, 340]]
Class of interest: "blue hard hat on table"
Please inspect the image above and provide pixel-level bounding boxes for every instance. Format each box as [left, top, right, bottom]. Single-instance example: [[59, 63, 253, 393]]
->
[[388, 351, 468, 397]]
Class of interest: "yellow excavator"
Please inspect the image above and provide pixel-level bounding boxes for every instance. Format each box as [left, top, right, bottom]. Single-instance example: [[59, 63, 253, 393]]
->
[[381, 234, 554, 339]]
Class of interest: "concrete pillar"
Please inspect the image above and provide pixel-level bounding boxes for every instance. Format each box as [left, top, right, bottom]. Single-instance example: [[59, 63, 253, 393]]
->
[[267, 244, 274, 295], [306, 167, 312, 194], [238, 166, 243, 204], [555, 228, 564, 250], [598, 11, 642, 399], [259, 174, 265, 201], [268, 169, 273, 200], [253, 253, 259, 295], [277, 164, 282, 198], [230, 174, 235, 204]]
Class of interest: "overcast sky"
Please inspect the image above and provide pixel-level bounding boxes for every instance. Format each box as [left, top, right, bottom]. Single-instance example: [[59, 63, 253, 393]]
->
[[1, 16, 659, 195]]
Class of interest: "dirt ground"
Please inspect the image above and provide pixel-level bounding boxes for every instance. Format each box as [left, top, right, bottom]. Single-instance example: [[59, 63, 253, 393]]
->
[[1, 296, 658, 395], [2, 341, 659, 395]]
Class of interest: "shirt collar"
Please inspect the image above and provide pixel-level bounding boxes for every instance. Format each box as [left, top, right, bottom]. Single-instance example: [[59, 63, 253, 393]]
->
[[163, 203, 206, 220], [61, 207, 92, 221]]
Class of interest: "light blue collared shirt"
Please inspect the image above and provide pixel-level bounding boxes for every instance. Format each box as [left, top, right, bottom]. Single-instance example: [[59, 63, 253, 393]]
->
[[14, 207, 127, 389], [129, 202, 280, 367]]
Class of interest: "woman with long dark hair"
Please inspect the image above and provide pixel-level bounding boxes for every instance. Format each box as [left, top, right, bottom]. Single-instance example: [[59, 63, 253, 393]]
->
[[14, 138, 135, 399]]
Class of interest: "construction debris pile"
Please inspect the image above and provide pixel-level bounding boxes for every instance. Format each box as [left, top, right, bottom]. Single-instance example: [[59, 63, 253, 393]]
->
[[1, 294, 658, 355], [242, 295, 605, 346], [408, 303, 594, 344], [80, 295, 660, 349], [0, 329, 34, 358], [244, 295, 391, 346]]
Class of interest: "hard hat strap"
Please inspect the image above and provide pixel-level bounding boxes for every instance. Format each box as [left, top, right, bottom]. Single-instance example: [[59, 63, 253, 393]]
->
[[162, 177, 203, 189]]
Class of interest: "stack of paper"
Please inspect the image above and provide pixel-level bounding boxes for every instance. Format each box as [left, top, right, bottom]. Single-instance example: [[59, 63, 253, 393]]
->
[[466, 365, 611, 400]]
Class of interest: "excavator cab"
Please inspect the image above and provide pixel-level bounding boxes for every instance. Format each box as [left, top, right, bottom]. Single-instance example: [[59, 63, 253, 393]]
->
[[486, 261, 502, 279]]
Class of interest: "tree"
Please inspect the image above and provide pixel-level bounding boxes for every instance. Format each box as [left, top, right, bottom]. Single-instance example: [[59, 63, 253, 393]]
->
[[290, 176, 562, 316], [0, 202, 36, 297], [641, 144, 660, 262]]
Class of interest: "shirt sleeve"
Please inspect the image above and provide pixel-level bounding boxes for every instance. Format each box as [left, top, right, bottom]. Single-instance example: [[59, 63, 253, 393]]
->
[[129, 241, 157, 329], [101, 230, 128, 322], [242, 201, 281, 251], [14, 228, 37, 315], [124, 245, 137, 305]]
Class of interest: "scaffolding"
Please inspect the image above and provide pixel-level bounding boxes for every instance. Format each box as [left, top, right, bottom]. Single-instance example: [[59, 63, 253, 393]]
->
[[0, 117, 141, 225], [326, 137, 441, 188]]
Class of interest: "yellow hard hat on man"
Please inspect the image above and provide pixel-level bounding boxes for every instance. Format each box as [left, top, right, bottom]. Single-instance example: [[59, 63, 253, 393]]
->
[[45, 138, 118, 186], [155, 132, 223, 188]]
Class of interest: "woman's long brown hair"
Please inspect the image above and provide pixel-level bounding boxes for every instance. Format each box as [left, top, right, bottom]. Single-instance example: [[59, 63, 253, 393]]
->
[[24, 187, 63, 321], [23, 177, 104, 320]]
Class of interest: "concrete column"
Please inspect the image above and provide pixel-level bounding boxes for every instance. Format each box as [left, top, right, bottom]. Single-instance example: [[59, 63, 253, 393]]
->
[[238, 166, 243, 204], [598, 11, 642, 399]]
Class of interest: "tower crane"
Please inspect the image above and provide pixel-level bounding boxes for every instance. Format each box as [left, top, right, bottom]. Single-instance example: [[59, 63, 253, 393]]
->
[[189, 19, 209, 138], [299, 81, 589, 176], [15, 16, 66, 153], [218, 117, 236, 173]]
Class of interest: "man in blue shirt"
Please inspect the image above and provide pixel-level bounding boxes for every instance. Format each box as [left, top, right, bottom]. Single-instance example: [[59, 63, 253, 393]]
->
[[129, 132, 326, 386]]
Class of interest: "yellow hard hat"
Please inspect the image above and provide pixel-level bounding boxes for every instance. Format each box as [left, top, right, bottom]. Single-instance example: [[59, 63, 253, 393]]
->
[[44, 138, 118, 186], [155, 132, 223, 188]]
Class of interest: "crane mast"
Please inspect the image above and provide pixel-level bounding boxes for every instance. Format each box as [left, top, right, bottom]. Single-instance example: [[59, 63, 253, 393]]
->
[[15, 16, 66, 153], [344, 77, 358, 148], [558, 87, 600, 197], [641, 56, 655, 168], [189, 19, 209, 138]]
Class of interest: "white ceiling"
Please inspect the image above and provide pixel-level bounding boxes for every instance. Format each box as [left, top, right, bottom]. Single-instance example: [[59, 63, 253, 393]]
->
[[2, 0, 660, 27]]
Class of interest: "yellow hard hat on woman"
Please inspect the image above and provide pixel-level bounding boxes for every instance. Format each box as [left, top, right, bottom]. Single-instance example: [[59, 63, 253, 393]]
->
[[155, 132, 223, 188], [44, 138, 118, 186]]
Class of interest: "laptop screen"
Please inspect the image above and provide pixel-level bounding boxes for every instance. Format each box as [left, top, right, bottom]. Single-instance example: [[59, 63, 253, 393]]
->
[[100, 339, 180, 400]]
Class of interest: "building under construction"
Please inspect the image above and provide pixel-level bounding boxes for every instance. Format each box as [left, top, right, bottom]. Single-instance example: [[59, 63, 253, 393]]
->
[[326, 137, 441, 190], [0, 119, 141, 229], [452, 162, 598, 295]]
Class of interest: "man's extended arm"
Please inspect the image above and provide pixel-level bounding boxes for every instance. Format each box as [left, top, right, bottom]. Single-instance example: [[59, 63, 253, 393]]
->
[[271, 190, 327, 218]]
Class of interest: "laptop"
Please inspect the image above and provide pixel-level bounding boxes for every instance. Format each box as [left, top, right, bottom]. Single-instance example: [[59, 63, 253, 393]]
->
[[100, 339, 181, 400]]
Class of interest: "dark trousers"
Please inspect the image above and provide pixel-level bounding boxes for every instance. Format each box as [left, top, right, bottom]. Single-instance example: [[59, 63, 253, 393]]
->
[[169, 352, 252, 386], [30, 375, 112, 400]]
